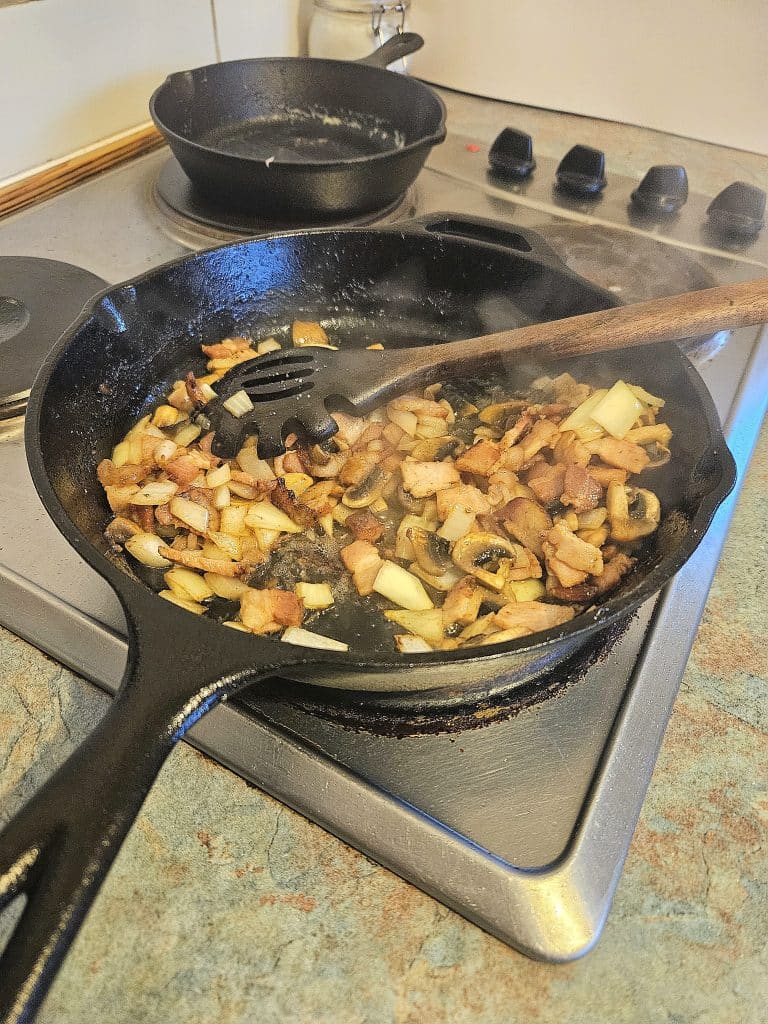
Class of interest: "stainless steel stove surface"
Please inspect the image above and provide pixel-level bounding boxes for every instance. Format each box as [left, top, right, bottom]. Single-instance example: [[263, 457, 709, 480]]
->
[[1, 104, 766, 961]]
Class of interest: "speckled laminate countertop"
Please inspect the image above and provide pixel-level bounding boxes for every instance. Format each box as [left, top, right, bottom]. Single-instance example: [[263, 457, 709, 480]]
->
[[1, 92, 767, 1023]]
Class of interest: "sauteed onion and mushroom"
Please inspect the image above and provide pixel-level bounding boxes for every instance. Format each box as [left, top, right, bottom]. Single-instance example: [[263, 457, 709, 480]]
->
[[98, 322, 672, 654]]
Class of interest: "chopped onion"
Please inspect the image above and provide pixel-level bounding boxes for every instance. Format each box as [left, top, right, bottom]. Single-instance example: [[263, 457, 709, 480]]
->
[[207, 531, 241, 560], [124, 532, 172, 568], [244, 501, 302, 534], [281, 626, 348, 652], [236, 445, 276, 480], [394, 635, 433, 654], [437, 507, 476, 543], [212, 484, 231, 509], [387, 408, 418, 436], [111, 440, 130, 467], [257, 337, 282, 354], [590, 381, 644, 439], [295, 582, 334, 609], [130, 480, 178, 506], [204, 573, 251, 600], [559, 389, 608, 433], [280, 472, 313, 496], [373, 561, 434, 611], [154, 440, 178, 466], [385, 608, 444, 644], [174, 423, 202, 447], [223, 389, 254, 418], [158, 589, 206, 614], [164, 567, 214, 603], [169, 496, 209, 533], [199, 382, 217, 402], [223, 620, 251, 632], [220, 505, 248, 536]]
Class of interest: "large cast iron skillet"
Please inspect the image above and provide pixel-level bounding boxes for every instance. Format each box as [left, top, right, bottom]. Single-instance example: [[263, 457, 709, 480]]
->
[[149, 33, 446, 219], [0, 216, 734, 1022]]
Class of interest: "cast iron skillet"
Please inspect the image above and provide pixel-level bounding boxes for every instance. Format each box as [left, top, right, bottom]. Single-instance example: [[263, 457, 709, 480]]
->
[[0, 216, 734, 1022], [149, 33, 446, 220]]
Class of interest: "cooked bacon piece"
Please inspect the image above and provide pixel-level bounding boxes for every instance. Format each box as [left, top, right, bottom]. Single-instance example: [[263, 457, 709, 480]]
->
[[553, 431, 591, 468], [134, 505, 155, 532], [547, 553, 636, 602], [159, 545, 257, 575], [526, 462, 566, 505], [561, 464, 602, 513], [200, 337, 252, 359], [585, 438, 650, 474], [475, 513, 508, 540], [388, 395, 447, 418], [588, 464, 629, 487], [519, 419, 559, 461], [240, 588, 303, 634], [331, 410, 368, 447], [300, 480, 341, 515], [400, 460, 461, 498], [270, 480, 317, 529], [155, 503, 174, 527], [505, 544, 543, 581], [166, 455, 202, 487], [345, 510, 385, 544], [104, 484, 139, 513], [494, 601, 575, 633], [185, 371, 207, 408], [97, 459, 145, 487], [501, 497, 553, 559], [339, 451, 378, 487], [547, 523, 603, 575], [340, 539, 383, 596], [435, 484, 491, 521], [454, 439, 502, 477], [442, 576, 484, 628], [501, 412, 534, 447], [280, 450, 306, 474]]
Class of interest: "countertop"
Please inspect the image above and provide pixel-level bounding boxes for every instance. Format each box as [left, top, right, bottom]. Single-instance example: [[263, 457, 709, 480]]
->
[[1, 92, 767, 1023]]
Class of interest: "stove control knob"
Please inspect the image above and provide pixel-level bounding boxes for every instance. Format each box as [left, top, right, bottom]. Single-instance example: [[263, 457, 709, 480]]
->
[[631, 165, 688, 215], [556, 145, 606, 195], [707, 181, 765, 235], [488, 128, 536, 178]]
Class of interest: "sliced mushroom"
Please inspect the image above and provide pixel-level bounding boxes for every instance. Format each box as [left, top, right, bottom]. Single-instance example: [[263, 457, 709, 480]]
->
[[607, 482, 661, 541], [396, 482, 425, 514], [451, 531, 523, 591], [478, 400, 528, 426], [642, 442, 671, 468], [408, 527, 453, 576], [410, 436, 462, 462], [342, 466, 390, 508]]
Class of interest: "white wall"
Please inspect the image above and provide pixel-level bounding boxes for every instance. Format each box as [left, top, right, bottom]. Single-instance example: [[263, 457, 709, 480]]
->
[[409, 0, 768, 155], [0, 0, 302, 184]]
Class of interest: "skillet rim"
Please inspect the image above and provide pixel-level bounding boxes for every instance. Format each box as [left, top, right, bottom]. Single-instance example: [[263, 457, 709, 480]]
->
[[149, 58, 448, 170], [23, 224, 737, 680]]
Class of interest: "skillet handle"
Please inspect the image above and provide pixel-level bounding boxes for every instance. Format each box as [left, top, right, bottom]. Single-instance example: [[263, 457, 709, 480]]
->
[[356, 31, 424, 68], [0, 603, 287, 1024], [406, 212, 569, 271]]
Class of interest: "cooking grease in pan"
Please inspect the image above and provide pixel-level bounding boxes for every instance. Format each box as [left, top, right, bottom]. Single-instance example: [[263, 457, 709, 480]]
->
[[98, 322, 674, 657]]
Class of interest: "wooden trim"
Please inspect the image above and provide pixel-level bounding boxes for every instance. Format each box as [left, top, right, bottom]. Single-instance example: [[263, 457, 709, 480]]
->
[[0, 124, 165, 219]]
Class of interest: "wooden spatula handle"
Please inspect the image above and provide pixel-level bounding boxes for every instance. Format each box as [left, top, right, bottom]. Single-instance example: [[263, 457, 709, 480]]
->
[[388, 276, 768, 388]]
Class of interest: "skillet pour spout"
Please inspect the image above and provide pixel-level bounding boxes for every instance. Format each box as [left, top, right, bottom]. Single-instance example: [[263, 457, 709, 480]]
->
[[0, 216, 736, 1021]]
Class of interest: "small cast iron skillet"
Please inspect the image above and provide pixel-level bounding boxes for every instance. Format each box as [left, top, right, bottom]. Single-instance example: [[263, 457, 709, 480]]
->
[[149, 33, 446, 219], [0, 216, 734, 1022]]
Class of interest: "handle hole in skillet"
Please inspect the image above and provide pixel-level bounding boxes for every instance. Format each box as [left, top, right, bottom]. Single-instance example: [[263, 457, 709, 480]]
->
[[423, 218, 533, 253]]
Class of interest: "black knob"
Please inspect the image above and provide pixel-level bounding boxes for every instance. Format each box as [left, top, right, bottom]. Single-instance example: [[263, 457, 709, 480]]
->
[[707, 181, 765, 236], [631, 165, 688, 215], [488, 128, 536, 178], [556, 145, 606, 196]]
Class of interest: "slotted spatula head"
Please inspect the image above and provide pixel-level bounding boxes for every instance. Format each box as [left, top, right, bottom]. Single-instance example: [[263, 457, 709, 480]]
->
[[204, 347, 354, 457]]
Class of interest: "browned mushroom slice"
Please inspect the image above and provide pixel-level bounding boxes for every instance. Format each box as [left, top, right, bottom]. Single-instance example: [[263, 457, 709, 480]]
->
[[408, 527, 454, 576], [442, 576, 486, 629], [342, 466, 390, 508], [606, 483, 661, 541]]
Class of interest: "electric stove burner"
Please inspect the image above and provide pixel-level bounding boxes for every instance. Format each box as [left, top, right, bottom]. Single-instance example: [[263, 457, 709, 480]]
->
[[153, 158, 420, 248], [0, 258, 108, 419]]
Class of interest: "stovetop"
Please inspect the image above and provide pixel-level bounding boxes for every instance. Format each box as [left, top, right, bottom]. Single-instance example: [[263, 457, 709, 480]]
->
[[1, 106, 767, 961]]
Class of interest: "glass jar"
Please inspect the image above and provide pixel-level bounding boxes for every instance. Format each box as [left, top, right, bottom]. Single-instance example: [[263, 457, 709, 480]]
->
[[308, 1, 411, 73]]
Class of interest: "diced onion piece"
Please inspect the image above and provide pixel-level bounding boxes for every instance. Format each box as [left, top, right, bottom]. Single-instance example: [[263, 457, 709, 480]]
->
[[164, 567, 214, 603], [366, 343, 384, 350], [573, 421, 604, 442], [332, 504, 352, 525], [628, 383, 665, 408], [559, 389, 609, 432], [130, 480, 178, 506], [152, 404, 180, 428], [223, 390, 254, 418], [200, 539, 234, 561], [503, 578, 546, 602], [590, 381, 644, 439], [373, 561, 434, 611], [126, 413, 151, 439], [387, 408, 418, 437], [437, 507, 476, 543], [206, 463, 231, 488], [281, 626, 348, 652], [174, 423, 202, 447], [199, 382, 217, 402], [318, 513, 334, 537], [257, 337, 282, 354], [394, 635, 433, 654], [207, 531, 242, 560], [236, 445, 276, 480], [295, 582, 334, 609], [124, 532, 173, 568], [253, 527, 281, 554], [223, 620, 251, 632], [204, 573, 252, 600], [281, 472, 313, 496], [244, 501, 303, 533], [212, 484, 231, 509], [292, 321, 331, 348], [158, 589, 206, 614], [169, 495, 210, 533], [385, 608, 444, 645], [154, 440, 178, 466], [111, 440, 130, 467]]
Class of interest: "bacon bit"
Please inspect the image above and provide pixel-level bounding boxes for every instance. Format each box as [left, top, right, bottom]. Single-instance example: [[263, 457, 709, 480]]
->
[[474, 513, 508, 540], [436, 483, 492, 521], [166, 455, 202, 487], [340, 539, 383, 596], [185, 371, 208, 408], [270, 480, 317, 529], [585, 437, 650, 474], [519, 419, 559, 461], [400, 460, 461, 498], [526, 462, 566, 505], [442, 576, 484, 627], [501, 497, 553, 559], [159, 545, 257, 575], [300, 480, 341, 515], [454, 439, 502, 477], [200, 337, 252, 359], [561, 464, 602, 513], [97, 459, 146, 487], [155, 503, 174, 526], [281, 450, 306, 475], [494, 601, 575, 633], [135, 505, 155, 532], [547, 553, 636, 602], [345, 510, 384, 544], [199, 431, 217, 456], [240, 588, 303, 634], [588, 464, 629, 487]]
